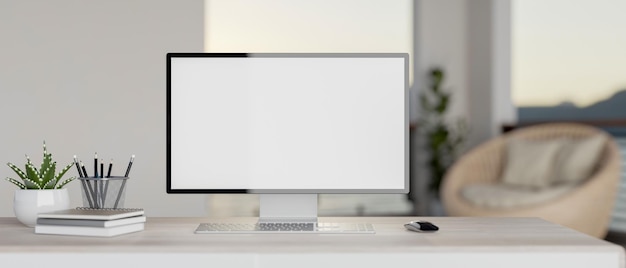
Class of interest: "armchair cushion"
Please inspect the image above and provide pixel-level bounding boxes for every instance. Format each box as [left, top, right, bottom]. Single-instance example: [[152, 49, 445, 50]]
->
[[501, 138, 563, 189], [461, 183, 577, 208], [553, 135, 606, 184]]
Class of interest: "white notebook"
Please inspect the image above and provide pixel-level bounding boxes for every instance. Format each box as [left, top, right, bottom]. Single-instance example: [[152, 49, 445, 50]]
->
[[37, 215, 147, 228], [37, 208, 144, 221], [35, 222, 145, 237]]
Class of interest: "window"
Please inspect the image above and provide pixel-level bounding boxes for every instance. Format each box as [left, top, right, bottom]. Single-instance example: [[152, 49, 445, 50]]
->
[[512, 0, 626, 232], [205, 0, 413, 83], [204, 0, 414, 216], [512, 0, 626, 108]]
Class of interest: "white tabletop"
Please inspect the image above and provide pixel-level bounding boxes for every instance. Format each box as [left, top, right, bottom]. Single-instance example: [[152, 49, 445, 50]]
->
[[0, 217, 623, 268]]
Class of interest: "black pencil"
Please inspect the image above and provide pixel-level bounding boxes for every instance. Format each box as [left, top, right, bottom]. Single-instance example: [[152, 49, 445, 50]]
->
[[100, 160, 103, 179], [124, 155, 135, 177], [75, 155, 93, 207], [94, 152, 98, 178], [80, 161, 88, 178], [107, 159, 113, 178], [73, 155, 83, 177]]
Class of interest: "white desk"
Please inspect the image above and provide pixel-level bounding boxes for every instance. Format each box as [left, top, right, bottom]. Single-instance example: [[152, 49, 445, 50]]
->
[[0, 217, 623, 268]]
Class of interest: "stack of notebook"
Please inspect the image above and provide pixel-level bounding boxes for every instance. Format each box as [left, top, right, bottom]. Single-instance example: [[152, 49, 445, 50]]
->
[[35, 207, 145, 237]]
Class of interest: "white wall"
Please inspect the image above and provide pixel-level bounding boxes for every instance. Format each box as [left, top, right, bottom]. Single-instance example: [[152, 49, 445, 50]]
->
[[416, 0, 514, 149], [0, 0, 206, 217], [417, 0, 468, 119], [412, 0, 514, 214], [466, 0, 516, 149]]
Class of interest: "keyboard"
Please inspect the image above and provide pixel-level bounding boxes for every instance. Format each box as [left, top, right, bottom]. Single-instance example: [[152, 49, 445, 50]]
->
[[195, 222, 375, 234]]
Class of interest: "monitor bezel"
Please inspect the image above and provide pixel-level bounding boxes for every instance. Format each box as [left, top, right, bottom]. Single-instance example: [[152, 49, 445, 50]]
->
[[166, 53, 409, 194]]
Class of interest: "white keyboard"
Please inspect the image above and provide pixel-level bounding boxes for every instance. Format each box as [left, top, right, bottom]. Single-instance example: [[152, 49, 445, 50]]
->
[[195, 222, 375, 234]]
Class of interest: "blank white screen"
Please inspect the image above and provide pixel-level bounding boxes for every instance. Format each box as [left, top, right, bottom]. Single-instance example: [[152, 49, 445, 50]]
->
[[169, 55, 406, 192]]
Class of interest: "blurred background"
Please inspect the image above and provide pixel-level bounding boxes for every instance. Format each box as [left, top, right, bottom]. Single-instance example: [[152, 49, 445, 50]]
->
[[1, 0, 625, 241]]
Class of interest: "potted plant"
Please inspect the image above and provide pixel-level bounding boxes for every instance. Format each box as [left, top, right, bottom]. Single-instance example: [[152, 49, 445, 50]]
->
[[5, 141, 76, 227], [419, 68, 467, 214]]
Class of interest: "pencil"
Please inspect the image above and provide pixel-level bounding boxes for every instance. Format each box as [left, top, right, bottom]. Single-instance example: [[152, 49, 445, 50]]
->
[[75, 155, 94, 208], [80, 161, 89, 178], [107, 159, 113, 178], [73, 155, 83, 177], [124, 155, 135, 177], [94, 152, 98, 178]]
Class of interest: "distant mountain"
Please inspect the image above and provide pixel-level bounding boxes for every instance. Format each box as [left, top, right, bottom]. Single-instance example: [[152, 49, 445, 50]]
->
[[518, 90, 626, 122]]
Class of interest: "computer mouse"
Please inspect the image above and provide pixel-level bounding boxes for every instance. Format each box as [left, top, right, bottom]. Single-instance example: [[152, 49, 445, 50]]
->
[[404, 221, 439, 232]]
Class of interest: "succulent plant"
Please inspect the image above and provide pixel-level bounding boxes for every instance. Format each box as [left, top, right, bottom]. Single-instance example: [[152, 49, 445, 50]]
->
[[5, 141, 76, 189]]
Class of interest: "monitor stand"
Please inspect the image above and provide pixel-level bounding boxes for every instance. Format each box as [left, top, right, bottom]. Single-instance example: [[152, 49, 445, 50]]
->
[[258, 194, 317, 223]]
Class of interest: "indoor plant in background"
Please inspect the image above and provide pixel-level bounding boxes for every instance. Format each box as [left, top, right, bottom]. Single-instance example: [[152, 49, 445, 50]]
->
[[419, 68, 467, 215], [5, 141, 76, 227]]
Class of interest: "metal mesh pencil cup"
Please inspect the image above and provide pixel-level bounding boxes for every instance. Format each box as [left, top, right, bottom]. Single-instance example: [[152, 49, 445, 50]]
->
[[79, 176, 129, 209]]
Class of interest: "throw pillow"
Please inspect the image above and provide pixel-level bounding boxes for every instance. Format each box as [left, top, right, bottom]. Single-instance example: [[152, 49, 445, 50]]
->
[[462, 182, 577, 208], [501, 138, 564, 189], [553, 135, 606, 185]]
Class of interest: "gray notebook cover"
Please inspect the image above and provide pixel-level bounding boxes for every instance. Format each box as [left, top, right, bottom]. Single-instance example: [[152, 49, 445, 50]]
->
[[37, 208, 144, 220]]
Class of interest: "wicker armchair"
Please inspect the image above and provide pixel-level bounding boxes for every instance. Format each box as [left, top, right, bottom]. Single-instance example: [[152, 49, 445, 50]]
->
[[441, 123, 622, 238]]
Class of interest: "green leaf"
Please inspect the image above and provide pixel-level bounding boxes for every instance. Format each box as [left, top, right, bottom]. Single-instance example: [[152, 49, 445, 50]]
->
[[22, 178, 41, 189], [43, 178, 58, 189], [40, 141, 48, 171], [435, 94, 450, 114], [419, 94, 431, 112], [40, 153, 52, 177], [431, 68, 444, 91], [25, 163, 42, 187], [54, 163, 74, 185], [7, 163, 28, 181], [56, 177, 76, 189], [5, 177, 26, 189], [41, 162, 57, 188]]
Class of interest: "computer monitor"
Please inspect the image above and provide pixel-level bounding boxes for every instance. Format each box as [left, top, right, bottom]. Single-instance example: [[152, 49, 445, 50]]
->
[[167, 53, 408, 222]]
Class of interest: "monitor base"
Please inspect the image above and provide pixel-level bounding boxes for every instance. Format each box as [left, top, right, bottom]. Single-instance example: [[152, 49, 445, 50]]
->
[[259, 194, 318, 223]]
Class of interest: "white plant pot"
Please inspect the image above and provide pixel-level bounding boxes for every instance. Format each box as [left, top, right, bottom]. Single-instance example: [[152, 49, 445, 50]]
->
[[14, 188, 70, 227]]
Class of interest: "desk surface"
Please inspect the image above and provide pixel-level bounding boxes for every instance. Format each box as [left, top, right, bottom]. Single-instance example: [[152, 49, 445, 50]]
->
[[0, 217, 624, 268]]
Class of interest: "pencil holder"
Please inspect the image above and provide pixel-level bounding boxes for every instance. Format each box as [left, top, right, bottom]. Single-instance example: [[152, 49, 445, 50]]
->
[[78, 176, 129, 209]]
